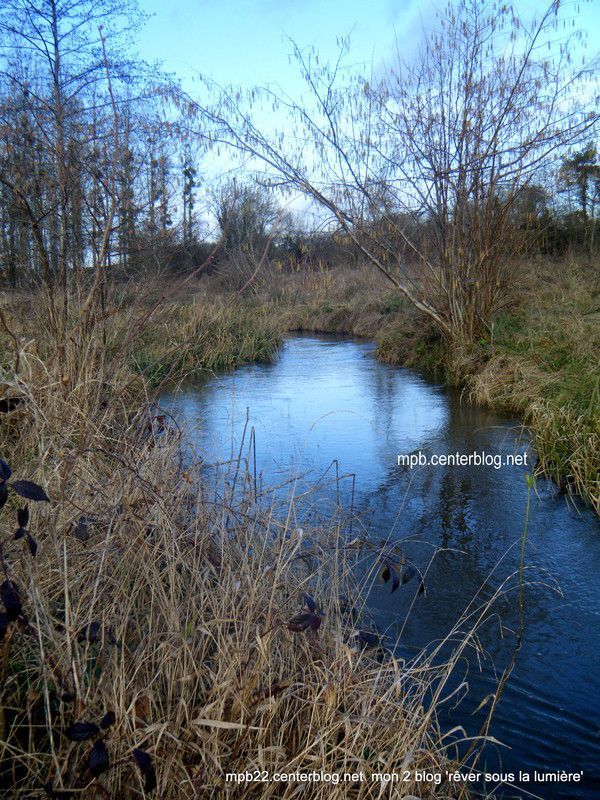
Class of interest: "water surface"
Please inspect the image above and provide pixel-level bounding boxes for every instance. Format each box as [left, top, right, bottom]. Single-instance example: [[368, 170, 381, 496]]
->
[[163, 334, 600, 799]]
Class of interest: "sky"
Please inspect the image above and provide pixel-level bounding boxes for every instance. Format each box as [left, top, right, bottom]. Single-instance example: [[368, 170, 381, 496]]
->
[[135, 0, 600, 226], [138, 0, 599, 95], [138, 0, 421, 92], [137, 0, 445, 222]]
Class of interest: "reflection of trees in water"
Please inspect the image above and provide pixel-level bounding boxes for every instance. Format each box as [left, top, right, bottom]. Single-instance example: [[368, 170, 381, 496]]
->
[[437, 472, 476, 547], [355, 400, 552, 661]]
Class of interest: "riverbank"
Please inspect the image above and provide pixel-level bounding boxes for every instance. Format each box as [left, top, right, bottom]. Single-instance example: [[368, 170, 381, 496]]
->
[[66, 254, 597, 513], [0, 289, 468, 796], [208, 257, 597, 514]]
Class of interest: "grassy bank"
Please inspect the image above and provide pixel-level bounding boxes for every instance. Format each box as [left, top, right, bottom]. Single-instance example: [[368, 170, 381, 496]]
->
[[130, 297, 282, 386], [469, 259, 599, 513], [0, 289, 478, 797]]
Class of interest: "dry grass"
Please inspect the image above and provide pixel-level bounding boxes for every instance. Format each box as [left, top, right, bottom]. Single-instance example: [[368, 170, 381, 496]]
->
[[0, 285, 497, 798], [249, 266, 409, 339], [130, 296, 281, 385]]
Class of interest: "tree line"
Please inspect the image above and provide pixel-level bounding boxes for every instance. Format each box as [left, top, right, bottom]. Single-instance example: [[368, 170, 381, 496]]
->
[[0, 0, 598, 357]]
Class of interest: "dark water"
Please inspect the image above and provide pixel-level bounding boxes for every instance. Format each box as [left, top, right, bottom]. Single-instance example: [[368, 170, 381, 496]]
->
[[162, 335, 600, 800]]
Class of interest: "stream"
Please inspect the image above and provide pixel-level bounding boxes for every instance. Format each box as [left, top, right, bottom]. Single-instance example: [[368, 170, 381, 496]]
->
[[162, 334, 600, 800]]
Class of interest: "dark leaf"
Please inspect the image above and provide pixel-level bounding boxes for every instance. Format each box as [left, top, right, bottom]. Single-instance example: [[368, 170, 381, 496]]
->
[[287, 611, 322, 632], [303, 593, 321, 614], [11, 479, 50, 502], [401, 565, 425, 595], [17, 505, 29, 528], [0, 579, 21, 621], [0, 482, 7, 510], [381, 560, 400, 593], [133, 748, 157, 792], [0, 612, 9, 641], [72, 516, 92, 542], [106, 628, 121, 648], [65, 721, 99, 741], [88, 740, 110, 777], [338, 595, 358, 622], [14, 527, 26, 540], [100, 710, 116, 729], [77, 621, 101, 644], [0, 458, 12, 481], [0, 397, 22, 414], [26, 532, 38, 556]]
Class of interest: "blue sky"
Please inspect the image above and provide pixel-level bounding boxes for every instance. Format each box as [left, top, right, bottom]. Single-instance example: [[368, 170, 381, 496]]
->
[[138, 0, 417, 90], [138, 0, 599, 95]]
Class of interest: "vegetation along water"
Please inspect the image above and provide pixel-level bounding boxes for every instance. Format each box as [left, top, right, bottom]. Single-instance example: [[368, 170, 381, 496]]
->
[[0, 0, 598, 797]]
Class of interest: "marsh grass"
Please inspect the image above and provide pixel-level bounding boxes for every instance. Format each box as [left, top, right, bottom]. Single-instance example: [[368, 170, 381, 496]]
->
[[468, 258, 599, 512], [0, 282, 517, 797], [251, 267, 410, 340], [130, 298, 281, 386]]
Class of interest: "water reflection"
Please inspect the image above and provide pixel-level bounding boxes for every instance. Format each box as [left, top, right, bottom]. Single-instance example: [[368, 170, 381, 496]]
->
[[162, 334, 600, 800]]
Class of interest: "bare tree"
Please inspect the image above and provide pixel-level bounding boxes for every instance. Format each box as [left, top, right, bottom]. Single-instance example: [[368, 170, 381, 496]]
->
[[208, 179, 285, 293], [212, 179, 277, 256], [559, 142, 600, 251], [0, 0, 143, 332], [196, 0, 598, 363]]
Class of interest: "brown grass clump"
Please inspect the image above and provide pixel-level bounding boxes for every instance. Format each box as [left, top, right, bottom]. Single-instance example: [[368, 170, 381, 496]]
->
[[251, 266, 409, 339]]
